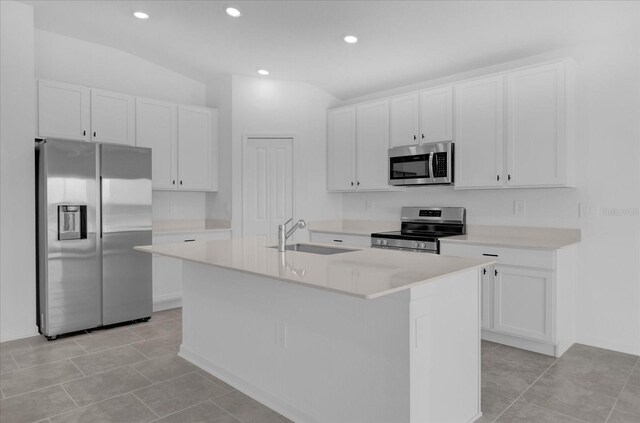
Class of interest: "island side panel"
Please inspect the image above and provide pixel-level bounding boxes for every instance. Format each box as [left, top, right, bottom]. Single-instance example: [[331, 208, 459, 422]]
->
[[180, 262, 411, 423], [408, 268, 482, 423]]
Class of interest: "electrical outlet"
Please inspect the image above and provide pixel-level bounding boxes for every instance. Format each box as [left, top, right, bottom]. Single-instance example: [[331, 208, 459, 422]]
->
[[514, 200, 525, 216]]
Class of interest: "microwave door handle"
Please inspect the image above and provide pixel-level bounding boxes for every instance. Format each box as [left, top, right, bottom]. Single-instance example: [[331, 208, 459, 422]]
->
[[428, 152, 435, 182]]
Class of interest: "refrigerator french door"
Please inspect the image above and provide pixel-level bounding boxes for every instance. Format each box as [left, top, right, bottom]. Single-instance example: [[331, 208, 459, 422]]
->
[[36, 139, 152, 339]]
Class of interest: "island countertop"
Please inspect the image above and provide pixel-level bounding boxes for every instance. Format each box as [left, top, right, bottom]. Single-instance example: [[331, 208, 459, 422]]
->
[[136, 238, 494, 299]]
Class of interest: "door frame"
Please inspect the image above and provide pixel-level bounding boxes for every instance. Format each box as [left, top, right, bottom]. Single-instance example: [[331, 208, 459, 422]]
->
[[241, 134, 297, 240]]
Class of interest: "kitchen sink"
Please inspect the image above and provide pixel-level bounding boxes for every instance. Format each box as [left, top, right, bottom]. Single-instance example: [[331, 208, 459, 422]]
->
[[269, 243, 358, 255]]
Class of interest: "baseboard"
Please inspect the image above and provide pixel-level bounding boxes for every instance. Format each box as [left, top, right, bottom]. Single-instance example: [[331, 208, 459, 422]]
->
[[0, 326, 41, 343], [468, 412, 483, 423], [482, 330, 557, 356], [179, 346, 320, 423], [153, 294, 182, 312]]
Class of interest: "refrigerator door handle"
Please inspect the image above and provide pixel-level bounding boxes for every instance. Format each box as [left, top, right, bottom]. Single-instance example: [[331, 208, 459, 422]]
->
[[99, 175, 103, 238]]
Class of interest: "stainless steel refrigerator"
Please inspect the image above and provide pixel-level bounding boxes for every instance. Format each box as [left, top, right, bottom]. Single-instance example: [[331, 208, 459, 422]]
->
[[36, 138, 152, 339]]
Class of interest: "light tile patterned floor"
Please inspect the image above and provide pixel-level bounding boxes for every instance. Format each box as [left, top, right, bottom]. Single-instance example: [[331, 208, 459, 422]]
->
[[0, 308, 638, 423]]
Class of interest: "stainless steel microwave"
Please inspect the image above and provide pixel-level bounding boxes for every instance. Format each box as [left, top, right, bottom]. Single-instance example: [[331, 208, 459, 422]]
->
[[389, 142, 454, 186]]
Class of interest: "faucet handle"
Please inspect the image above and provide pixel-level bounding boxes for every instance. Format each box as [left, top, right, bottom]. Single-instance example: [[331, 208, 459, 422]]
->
[[280, 217, 293, 229]]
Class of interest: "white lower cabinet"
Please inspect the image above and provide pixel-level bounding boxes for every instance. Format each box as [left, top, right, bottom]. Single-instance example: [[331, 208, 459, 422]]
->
[[493, 266, 553, 342], [152, 230, 231, 311], [440, 241, 576, 357], [309, 231, 371, 248]]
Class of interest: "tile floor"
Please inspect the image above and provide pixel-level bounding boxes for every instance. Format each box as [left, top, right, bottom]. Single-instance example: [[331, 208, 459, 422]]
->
[[0, 308, 637, 423]]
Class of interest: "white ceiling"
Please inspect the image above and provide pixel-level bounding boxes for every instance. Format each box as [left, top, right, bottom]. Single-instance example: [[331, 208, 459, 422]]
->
[[25, 0, 639, 99]]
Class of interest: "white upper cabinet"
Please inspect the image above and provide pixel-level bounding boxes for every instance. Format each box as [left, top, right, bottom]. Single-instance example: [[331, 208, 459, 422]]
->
[[454, 75, 505, 189], [389, 93, 420, 147], [506, 62, 570, 187], [419, 86, 453, 143], [356, 99, 390, 190], [177, 105, 215, 191], [37, 79, 219, 192], [38, 80, 90, 141], [327, 106, 357, 191], [136, 98, 177, 190], [90, 89, 136, 145]]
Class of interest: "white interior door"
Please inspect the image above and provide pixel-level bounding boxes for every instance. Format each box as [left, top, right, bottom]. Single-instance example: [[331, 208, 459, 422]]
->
[[243, 138, 294, 245]]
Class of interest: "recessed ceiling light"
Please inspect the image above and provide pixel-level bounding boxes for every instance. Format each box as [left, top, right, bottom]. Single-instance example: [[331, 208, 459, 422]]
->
[[225, 7, 242, 18], [257, 69, 269, 76], [133, 11, 149, 20], [344, 35, 358, 44]]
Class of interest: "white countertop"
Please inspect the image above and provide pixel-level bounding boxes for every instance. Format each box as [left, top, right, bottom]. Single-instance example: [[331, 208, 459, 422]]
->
[[136, 238, 494, 299], [441, 225, 581, 250], [307, 220, 400, 236]]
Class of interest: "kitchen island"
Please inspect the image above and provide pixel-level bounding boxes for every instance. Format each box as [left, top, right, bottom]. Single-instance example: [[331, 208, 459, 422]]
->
[[136, 239, 494, 423]]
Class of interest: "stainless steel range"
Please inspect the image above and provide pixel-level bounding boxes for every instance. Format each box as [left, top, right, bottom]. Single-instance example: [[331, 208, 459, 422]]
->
[[371, 207, 466, 253]]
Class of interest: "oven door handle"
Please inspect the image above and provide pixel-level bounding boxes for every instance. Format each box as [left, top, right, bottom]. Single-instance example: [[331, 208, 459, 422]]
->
[[428, 151, 435, 182]]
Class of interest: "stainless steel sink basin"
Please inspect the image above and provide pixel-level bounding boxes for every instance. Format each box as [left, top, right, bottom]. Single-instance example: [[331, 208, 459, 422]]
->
[[269, 243, 358, 255]]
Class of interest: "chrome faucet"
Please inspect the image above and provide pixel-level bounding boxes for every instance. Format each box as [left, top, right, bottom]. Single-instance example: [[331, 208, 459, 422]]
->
[[278, 218, 306, 252]]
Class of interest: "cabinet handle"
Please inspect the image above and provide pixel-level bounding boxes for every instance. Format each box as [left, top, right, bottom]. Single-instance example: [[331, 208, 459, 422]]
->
[[172, 180, 176, 185], [413, 134, 417, 141], [93, 131, 96, 137], [483, 268, 487, 275], [495, 269, 498, 276], [483, 253, 498, 257], [180, 180, 183, 185], [496, 175, 500, 182], [184, 239, 196, 242], [357, 181, 360, 186], [83, 130, 86, 136], [333, 239, 343, 243], [350, 181, 354, 186], [421, 134, 425, 140], [508, 174, 511, 181]]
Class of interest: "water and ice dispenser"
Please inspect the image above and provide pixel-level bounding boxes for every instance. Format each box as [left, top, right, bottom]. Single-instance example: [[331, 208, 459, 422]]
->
[[57, 205, 87, 240]]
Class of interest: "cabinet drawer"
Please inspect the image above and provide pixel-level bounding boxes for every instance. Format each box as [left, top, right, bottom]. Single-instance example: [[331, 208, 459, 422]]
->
[[440, 242, 555, 270], [309, 232, 370, 248], [153, 230, 231, 245]]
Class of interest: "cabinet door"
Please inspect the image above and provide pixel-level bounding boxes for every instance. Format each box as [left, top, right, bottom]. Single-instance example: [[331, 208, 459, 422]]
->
[[38, 80, 90, 141], [90, 89, 136, 145], [506, 62, 565, 187], [389, 93, 420, 147], [356, 99, 390, 190], [493, 266, 553, 341], [327, 107, 357, 191], [419, 86, 453, 143], [177, 105, 213, 191], [481, 266, 494, 330], [136, 98, 178, 190], [454, 76, 505, 189]]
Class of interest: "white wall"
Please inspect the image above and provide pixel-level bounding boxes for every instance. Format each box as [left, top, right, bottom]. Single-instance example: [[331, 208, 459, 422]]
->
[[35, 30, 205, 106], [0, 1, 37, 342], [229, 75, 343, 238], [340, 38, 640, 355]]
